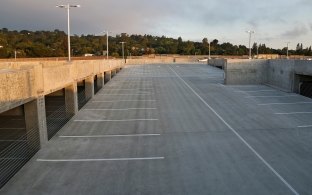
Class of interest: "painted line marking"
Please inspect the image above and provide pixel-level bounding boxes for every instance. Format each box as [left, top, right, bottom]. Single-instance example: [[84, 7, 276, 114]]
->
[[97, 94, 153, 96], [235, 90, 275, 93], [298, 125, 312, 128], [246, 95, 298, 98], [168, 65, 299, 195], [74, 119, 158, 122], [37, 157, 165, 162], [275, 112, 312, 115], [92, 100, 156, 103], [83, 108, 157, 111], [259, 102, 312, 106], [229, 85, 266, 88], [102, 88, 153, 90], [59, 134, 161, 138]]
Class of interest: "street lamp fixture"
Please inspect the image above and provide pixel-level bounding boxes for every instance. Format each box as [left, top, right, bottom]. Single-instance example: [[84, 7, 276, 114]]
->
[[208, 39, 211, 59], [56, 4, 80, 62], [286, 42, 290, 59], [120, 42, 126, 62], [246, 30, 255, 59], [102, 30, 112, 60]]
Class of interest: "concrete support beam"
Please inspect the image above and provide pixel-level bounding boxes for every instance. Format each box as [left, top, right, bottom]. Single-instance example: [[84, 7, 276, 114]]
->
[[24, 97, 47, 150], [97, 73, 104, 89], [104, 71, 111, 84], [85, 76, 94, 100], [111, 69, 117, 77], [65, 83, 78, 116]]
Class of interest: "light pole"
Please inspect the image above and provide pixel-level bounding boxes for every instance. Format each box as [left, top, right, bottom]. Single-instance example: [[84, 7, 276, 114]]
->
[[102, 30, 112, 60], [246, 30, 255, 59], [120, 42, 126, 62], [56, 4, 80, 62], [286, 42, 290, 59], [208, 39, 211, 59]]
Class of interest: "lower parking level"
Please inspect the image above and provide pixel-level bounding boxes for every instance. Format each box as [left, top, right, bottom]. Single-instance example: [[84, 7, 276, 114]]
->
[[1, 64, 312, 195]]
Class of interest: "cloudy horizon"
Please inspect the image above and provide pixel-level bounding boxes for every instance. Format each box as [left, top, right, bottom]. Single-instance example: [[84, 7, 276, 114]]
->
[[1, 0, 312, 49]]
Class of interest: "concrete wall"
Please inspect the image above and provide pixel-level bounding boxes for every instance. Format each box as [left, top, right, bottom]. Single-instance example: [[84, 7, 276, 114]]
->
[[126, 56, 198, 65], [266, 60, 295, 92], [221, 58, 312, 93], [0, 59, 124, 113], [208, 58, 227, 69], [295, 60, 312, 76], [225, 59, 268, 85]]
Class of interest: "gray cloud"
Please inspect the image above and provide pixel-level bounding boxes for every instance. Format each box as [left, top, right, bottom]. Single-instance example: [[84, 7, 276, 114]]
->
[[281, 24, 309, 38], [0, 0, 311, 48]]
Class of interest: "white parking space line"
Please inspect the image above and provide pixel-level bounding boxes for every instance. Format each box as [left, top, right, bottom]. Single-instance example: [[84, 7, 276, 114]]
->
[[168, 65, 299, 195], [59, 134, 161, 138], [74, 119, 158, 122], [258, 102, 312, 106], [37, 157, 165, 162], [298, 125, 312, 128], [98, 94, 153, 96], [92, 100, 156, 103], [235, 90, 275, 93], [246, 95, 298, 98], [83, 108, 157, 111], [102, 88, 153, 90], [275, 112, 312, 115]]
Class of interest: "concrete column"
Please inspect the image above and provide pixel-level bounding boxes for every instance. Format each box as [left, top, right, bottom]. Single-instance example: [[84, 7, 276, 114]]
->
[[97, 73, 104, 89], [111, 69, 117, 77], [24, 97, 47, 151], [104, 71, 111, 84], [85, 76, 94, 100], [65, 82, 78, 116]]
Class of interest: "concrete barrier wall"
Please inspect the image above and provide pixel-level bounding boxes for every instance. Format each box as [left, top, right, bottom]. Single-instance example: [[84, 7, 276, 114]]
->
[[225, 59, 268, 85], [126, 56, 197, 65], [0, 59, 124, 113], [222, 58, 312, 92], [0, 69, 36, 113], [295, 60, 312, 76], [266, 60, 295, 92], [208, 59, 227, 69]]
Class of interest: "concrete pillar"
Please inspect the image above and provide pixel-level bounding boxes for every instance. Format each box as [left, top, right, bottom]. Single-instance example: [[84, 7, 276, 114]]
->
[[85, 76, 94, 100], [111, 69, 117, 77], [65, 82, 78, 116], [97, 73, 104, 89], [104, 71, 111, 84], [24, 97, 47, 151]]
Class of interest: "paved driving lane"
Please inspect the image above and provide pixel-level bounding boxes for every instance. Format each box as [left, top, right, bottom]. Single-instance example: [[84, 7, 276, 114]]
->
[[1, 64, 311, 195]]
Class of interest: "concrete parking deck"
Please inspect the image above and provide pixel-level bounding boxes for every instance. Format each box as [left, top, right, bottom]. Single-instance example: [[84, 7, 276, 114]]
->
[[1, 64, 312, 195]]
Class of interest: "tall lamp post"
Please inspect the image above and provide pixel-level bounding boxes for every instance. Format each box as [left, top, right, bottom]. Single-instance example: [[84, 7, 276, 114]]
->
[[208, 39, 211, 59], [56, 4, 80, 62], [246, 30, 255, 59], [102, 30, 112, 60], [286, 42, 290, 59], [120, 42, 126, 62]]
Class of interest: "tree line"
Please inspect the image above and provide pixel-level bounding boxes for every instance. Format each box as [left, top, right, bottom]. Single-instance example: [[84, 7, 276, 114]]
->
[[0, 28, 311, 58]]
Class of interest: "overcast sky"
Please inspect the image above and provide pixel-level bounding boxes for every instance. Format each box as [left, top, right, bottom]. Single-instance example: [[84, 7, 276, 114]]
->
[[1, 0, 312, 49]]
